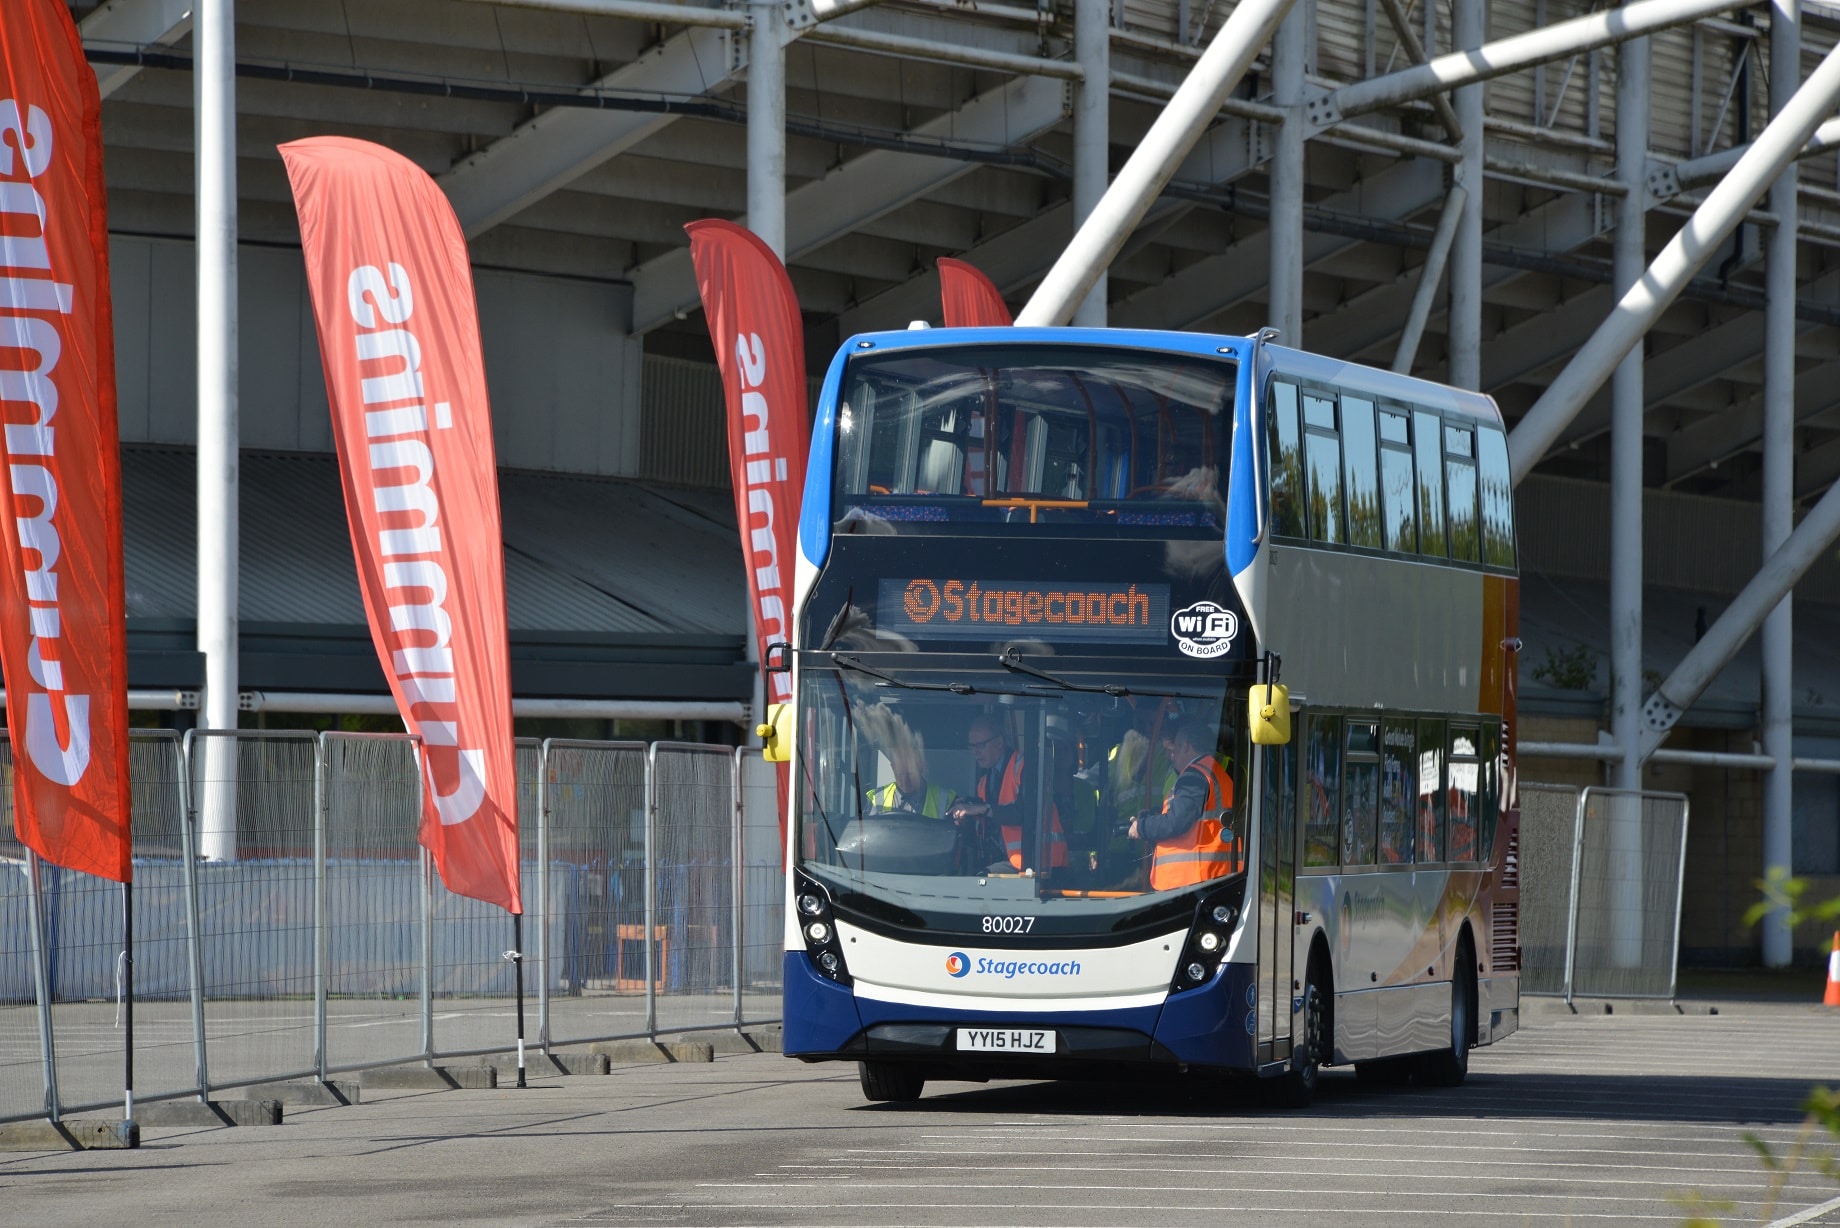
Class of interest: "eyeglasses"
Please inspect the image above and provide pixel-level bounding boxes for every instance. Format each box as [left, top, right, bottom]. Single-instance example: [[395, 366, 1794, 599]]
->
[[967, 734, 1003, 752]]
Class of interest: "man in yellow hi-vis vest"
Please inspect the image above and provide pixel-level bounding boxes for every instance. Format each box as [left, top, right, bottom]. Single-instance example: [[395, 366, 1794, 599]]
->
[[1127, 717, 1241, 890], [864, 743, 956, 819]]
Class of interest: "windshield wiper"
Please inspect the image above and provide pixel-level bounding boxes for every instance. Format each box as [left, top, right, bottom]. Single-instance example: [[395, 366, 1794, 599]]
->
[[833, 653, 977, 694], [999, 647, 1130, 696], [997, 648, 1228, 701]]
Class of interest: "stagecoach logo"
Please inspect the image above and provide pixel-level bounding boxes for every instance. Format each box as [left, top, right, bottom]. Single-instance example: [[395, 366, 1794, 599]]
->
[[945, 952, 970, 978], [1171, 601, 1239, 659]]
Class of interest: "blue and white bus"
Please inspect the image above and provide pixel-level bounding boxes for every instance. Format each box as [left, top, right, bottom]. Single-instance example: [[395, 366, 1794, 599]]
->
[[766, 327, 1521, 1105]]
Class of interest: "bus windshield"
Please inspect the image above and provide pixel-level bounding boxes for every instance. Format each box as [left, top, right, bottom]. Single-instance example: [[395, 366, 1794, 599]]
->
[[834, 345, 1236, 535], [796, 658, 1247, 939]]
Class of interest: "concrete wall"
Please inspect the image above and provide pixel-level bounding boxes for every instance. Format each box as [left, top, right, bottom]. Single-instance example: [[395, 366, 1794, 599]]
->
[[109, 234, 642, 477]]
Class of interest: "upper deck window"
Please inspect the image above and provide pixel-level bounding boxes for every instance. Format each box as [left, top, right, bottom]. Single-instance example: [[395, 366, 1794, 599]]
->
[[834, 345, 1235, 535]]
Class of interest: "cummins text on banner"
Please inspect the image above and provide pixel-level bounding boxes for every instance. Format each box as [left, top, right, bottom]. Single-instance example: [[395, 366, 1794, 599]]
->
[[0, 0, 132, 883], [281, 136, 521, 913]]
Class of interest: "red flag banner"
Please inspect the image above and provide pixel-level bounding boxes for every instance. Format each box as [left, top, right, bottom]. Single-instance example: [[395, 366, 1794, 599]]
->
[[686, 220, 810, 852], [938, 257, 1012, 327], [281, 137, 520, 913], [0, 1, 132, 882]]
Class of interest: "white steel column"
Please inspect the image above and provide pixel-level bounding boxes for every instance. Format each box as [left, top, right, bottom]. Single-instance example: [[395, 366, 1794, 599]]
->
[[196, 0, 239, 862], [1761, 0, 1800, 969], [1447, 0, 1483, 390], [744, 1, 786, 742], [748, 3, 787, 258], [1610, 24, 1649, 794], [1017, 0, 1298, 326], [1073, 0, 1110, 327], [1268, 5, 1307, 343]]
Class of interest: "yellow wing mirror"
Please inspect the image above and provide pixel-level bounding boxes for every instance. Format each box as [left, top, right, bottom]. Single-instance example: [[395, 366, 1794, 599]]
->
[[756, 701, 794, 763], [1248, 684, 1291, 745]]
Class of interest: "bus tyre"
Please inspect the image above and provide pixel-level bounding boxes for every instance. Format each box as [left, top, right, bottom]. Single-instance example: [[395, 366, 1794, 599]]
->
[[858, 1061, 925, 1103], [1415, 940, 1476, 1088], [1269, 959, 1327, 1108]]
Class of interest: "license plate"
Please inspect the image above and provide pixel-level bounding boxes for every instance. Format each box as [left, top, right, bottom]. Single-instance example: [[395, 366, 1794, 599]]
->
[[955, 1027, 1057, 1053]]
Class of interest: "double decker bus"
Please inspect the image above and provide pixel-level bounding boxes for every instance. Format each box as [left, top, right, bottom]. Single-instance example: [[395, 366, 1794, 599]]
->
[[765, 326, 1520, 1105]]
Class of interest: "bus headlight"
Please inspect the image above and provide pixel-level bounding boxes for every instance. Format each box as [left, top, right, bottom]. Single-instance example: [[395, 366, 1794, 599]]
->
[[794, 871, 852, 986], [1169, 881, 1246, 995]]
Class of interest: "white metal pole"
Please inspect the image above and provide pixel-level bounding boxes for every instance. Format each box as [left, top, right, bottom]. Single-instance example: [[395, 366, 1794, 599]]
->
[[1267, 6, 1306, 344], [1508, 37, 1840, 485], [1312, 0, 1739, 126], [1760, 0, 1800, 970], [1391, 186, 1465, 375], [1446, 0, 1484, 390], [196, 0, 239, 863], [1017, 0, 1298, 326], [748, 2, 787, 260], [1610, 23, 1649, 796], [1072, 0, 1111, 327]]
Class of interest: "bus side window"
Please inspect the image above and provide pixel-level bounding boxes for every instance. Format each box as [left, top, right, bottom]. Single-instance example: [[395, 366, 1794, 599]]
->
[[1416, 717, 1446, 863], [1378, 408, 1416, 554], [1379, 718, 1415, 864], [1303, 393, 1344, 545], [1447, 725, 1480, 862], [1413, 410, 1447, 559], [1342, 395, 1383, 549], [1444, 424, 1480, 563], [1343, 720, 1379, 866], [1477, 425, 1516, 568], [1269, 381, 1306, 538], [1304, 714, 1342, 868]]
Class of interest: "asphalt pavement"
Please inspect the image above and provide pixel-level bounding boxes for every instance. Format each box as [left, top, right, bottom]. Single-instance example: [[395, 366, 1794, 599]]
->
[[2, 999, 1837, 1227]]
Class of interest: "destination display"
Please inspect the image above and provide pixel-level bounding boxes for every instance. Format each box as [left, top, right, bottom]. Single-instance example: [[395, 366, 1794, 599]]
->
[[877, 577, 1170, 643]]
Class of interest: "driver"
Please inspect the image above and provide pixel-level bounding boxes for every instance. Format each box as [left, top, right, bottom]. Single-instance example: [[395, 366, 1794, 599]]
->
[[950, 715, 1068, 871], [1128, 716, 1242, 889], [865, 743, 957, 818]]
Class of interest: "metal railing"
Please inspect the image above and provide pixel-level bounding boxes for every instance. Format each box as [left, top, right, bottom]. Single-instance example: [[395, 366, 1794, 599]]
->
[[0, 732, 784, 1124]]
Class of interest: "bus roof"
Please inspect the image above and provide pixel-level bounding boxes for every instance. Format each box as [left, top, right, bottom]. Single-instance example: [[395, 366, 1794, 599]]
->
[[832, 326, 1503, 427]]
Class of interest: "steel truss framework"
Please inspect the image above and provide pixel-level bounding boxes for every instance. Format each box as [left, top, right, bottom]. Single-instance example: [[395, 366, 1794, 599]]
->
[[74, 0, 1840, 963]]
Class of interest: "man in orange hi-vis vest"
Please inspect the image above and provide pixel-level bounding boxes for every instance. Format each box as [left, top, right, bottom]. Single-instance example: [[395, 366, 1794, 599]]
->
[[950, 715, 1068, 872], [1129, 717, 1241, 890]]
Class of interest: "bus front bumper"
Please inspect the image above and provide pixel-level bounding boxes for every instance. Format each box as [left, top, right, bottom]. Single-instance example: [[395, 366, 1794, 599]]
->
[[782, 951, 1261, 1074]]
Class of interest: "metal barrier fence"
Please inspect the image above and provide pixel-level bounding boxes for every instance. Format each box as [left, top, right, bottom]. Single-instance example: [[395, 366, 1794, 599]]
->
[[1566, 788, 1691, 1000], [0, 731, 784, 1124], [1519, 783, 1690, 1001], [1519, 783, 1581, 996]]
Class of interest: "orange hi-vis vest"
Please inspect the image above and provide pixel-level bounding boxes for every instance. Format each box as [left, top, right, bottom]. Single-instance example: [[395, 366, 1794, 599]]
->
[[1150, 753, 1241, 890], [978, 751, 1068, 870]]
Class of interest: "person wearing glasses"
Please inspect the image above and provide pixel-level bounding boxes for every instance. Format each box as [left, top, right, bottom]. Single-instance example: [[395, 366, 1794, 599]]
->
[[949, 715, 1068, 872]]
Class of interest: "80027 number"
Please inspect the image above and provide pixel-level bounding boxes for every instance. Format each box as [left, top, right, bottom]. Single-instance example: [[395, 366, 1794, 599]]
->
[[982, 916, 1035, 933]]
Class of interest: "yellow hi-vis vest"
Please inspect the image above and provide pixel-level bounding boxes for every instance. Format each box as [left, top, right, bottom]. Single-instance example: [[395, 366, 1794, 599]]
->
[[866, 780, 954, 818]]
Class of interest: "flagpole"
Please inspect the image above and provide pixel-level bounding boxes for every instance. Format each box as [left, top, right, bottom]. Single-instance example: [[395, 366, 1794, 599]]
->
[[122, 880, 138, 1145], [512, 913, 526, 1088]]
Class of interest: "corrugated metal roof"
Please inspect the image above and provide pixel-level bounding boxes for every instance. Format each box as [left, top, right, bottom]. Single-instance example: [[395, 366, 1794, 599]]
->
[[122, 447, 745, 637]]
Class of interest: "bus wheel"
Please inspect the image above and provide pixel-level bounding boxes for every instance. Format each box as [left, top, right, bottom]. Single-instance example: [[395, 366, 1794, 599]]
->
[[1268, 958, 1327, 1108], [859, 1061, 925, 1103], [1415, 940, 1476, 1088]]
